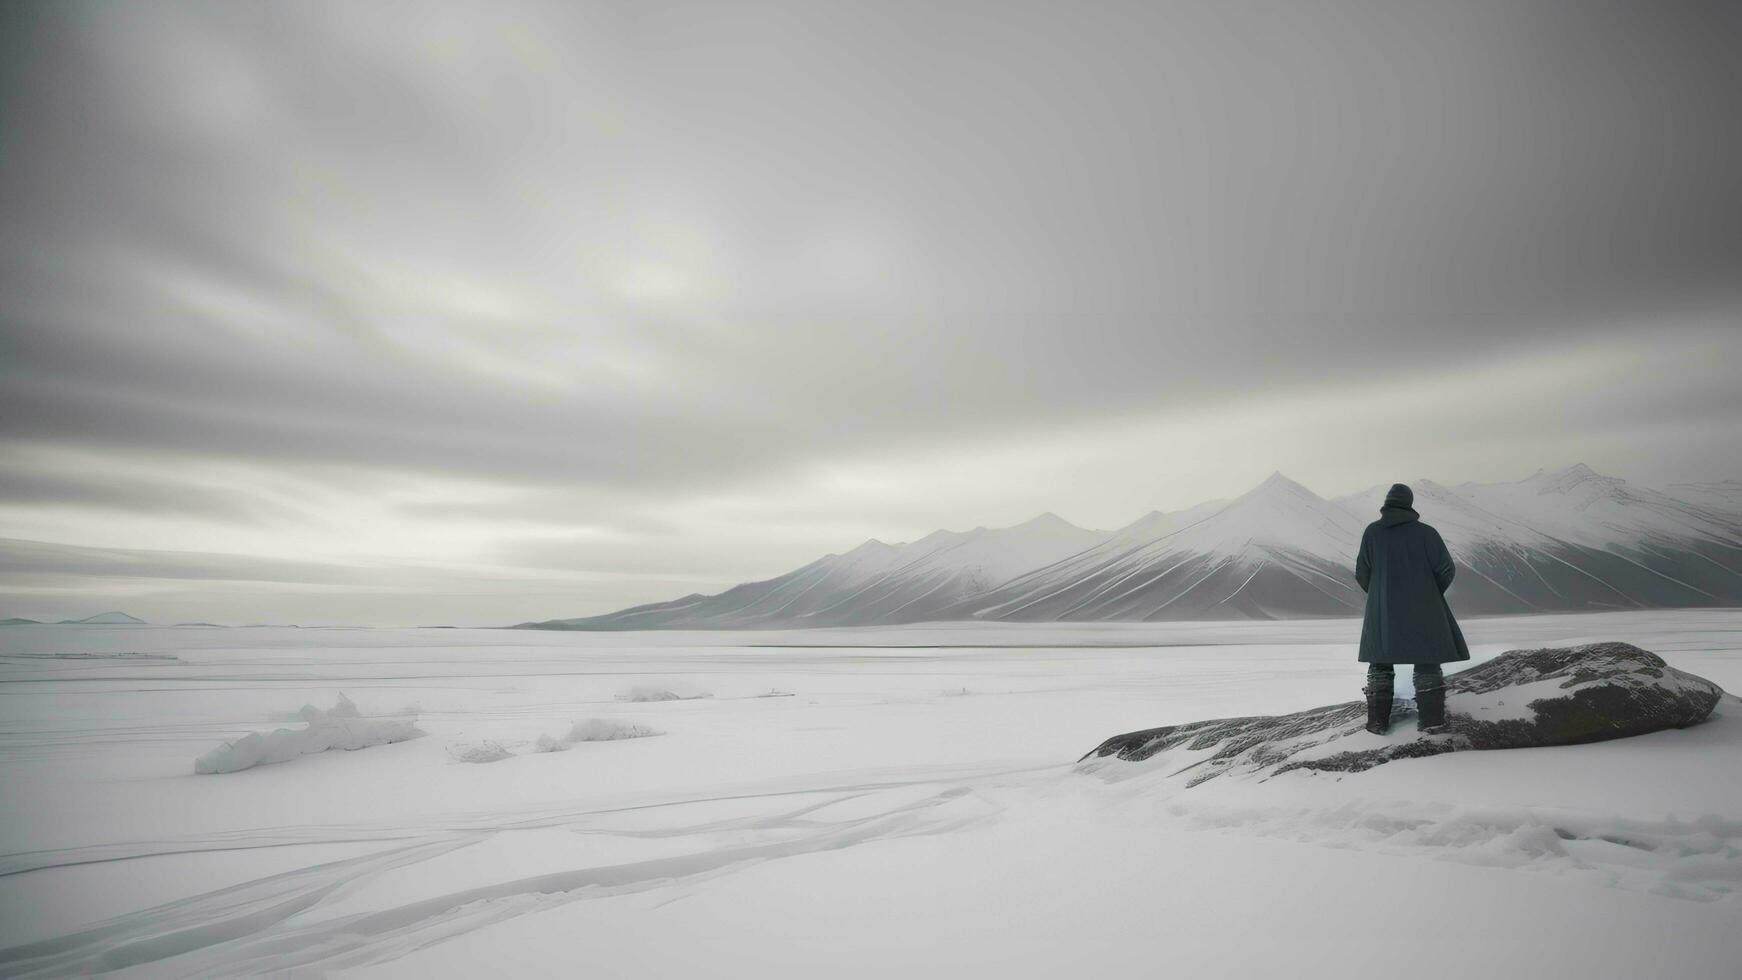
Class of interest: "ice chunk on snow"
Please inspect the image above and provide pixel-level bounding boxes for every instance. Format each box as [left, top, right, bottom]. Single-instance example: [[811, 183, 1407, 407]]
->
[[535, 718, 664, 752], [194, 694, 422, 774]]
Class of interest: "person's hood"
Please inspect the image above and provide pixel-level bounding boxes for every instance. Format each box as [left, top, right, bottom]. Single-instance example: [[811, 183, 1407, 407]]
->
[[1379, 506, 1419, 527]]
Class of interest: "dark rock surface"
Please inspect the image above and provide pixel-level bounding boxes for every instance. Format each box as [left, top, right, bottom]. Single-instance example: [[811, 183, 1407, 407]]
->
[[1080, 642, 1726, 786]]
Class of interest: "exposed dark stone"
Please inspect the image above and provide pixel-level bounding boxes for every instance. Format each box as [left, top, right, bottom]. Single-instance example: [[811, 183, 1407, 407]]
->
[[1080, 642, 1726, 785]]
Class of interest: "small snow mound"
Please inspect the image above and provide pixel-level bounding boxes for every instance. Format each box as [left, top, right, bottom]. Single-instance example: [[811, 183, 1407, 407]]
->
[[535, 718, 665, 752], [618, 685, 712, 702], [195, 694, 422, 774], [449, 740, 513, 764]]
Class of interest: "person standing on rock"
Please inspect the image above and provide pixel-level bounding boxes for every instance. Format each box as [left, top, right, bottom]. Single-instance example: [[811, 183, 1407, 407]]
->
[[1353, 483, 1469, 735]]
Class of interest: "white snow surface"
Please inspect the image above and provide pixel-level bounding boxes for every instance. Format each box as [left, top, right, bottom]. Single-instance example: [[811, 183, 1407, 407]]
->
[[1, 612, 1739, 977]]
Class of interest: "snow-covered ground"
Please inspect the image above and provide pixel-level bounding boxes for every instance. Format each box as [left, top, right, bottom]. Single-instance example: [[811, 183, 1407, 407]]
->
[[1, 611, 1739, 977]]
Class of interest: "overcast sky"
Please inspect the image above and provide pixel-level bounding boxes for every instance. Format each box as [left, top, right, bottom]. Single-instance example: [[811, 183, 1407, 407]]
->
[[2, 0, 1739, 625]]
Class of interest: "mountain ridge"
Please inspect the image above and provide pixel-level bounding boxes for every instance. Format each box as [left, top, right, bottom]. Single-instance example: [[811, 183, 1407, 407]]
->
[[57, 611, 148, 625], [548, 511, 1112, 629], [520, 465, 1742, 629]]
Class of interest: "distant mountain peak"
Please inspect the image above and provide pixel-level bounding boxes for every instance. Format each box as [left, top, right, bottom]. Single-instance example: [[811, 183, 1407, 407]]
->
[[1257, 470, 1300, 488], [1014, 511, 1080, 532], [58, 611, 147, 625], [1083, 470, 1361, 572], [1242, 472, 1331, 504], [1234, 471, 1324, 506], [1528, 462, 1616, 485], [1526, 463, 1630, 499]]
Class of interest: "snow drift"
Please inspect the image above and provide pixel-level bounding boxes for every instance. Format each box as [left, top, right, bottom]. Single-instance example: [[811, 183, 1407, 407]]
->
[[193, 694, 423, 774], [534, 718, 664, 752]]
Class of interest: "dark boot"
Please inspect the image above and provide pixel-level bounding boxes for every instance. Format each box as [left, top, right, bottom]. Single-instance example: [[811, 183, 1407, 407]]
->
[[1363, 679, 1393, 735], [1416, 684, 1449, 734]]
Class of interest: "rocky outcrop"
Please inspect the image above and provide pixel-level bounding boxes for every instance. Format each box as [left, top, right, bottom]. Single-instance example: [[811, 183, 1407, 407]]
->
[[1080, 642, 1726, 786]]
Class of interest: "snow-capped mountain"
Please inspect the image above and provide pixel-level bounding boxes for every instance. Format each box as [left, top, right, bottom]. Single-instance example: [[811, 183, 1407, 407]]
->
[[1332, 466, 1742, 614], [521, 465, 1742, 628], [950, 473, 1366, 621], [533, 513, 1110, 629], [1664, 481, 1742, 526]]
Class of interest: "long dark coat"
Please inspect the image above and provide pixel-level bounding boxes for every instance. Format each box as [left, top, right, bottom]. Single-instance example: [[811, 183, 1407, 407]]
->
[[1355, 507, 1470, 665]]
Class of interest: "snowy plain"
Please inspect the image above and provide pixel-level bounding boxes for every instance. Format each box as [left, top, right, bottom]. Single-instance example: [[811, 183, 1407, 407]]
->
[[1, 611, 1739, 977]]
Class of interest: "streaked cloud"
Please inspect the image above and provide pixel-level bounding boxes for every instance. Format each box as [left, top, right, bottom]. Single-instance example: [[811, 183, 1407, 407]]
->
[[1, 0, 1737, 623]]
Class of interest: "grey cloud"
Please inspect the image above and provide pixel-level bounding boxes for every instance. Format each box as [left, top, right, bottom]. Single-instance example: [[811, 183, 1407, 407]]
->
[[0, 464, 298, 524], [0, 537, 370, 585], [1, 1, 1738, 623]]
